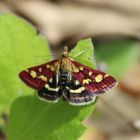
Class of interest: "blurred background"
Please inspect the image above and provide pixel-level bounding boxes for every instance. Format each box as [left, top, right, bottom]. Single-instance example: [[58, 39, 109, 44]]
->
[[0, 0, 140, 140]]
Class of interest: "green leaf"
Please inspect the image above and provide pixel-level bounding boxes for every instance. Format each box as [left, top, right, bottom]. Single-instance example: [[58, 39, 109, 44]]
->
[[95, 39, 139, 79], [0, 13, 51, 114], [70, 38, 96, 68], [7, 38, 97, 140]]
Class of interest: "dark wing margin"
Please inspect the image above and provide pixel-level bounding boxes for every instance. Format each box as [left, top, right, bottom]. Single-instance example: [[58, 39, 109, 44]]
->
[[68, 90, 97, 106]]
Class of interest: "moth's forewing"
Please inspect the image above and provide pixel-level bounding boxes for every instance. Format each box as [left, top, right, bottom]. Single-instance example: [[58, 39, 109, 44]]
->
[[72, 60, 118, 95], [19, 59, 57, 89]]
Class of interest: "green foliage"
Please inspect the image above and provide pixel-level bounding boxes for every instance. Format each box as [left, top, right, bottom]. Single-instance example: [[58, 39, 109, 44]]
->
[[8, 96, 96, 140], [7, 38, 97, 140], [7, 37, 97, 140], [70, 38, 96, 68], [1, 13, 139, 140], [0, 14, 51, 114], [0, 14, 97, 140], [96, 39, 139, 79]]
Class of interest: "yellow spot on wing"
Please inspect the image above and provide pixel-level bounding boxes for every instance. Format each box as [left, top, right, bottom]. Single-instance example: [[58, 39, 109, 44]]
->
[[83, 78, 92, 84], [70, 87, 85, 93], [46, 65, 50, 68], [89, 71, 92, 76], [104, 74, 109, 78], [45, 84, 59, 92], [30, 70, 37, 78], [95, 75, 103, 83], [38, 75, 47, 82], [50, 66, 55, 71], [75, 80, 80, 85], [49, 78, 53, 83], [39, 68, 42, 72], [79, 67, 83, 71]]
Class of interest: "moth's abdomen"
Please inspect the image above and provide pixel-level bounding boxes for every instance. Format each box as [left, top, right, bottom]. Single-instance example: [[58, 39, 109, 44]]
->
[[59, 69, 69, 86]]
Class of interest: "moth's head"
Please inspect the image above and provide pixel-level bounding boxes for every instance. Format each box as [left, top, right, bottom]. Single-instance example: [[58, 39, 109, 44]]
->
[[62, 46, 69, 57]]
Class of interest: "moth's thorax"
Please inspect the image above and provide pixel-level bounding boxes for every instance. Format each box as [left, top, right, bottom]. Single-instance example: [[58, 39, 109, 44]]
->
[[53, 46, 79, 72], [56, 56, 79, 73], [60, 56, 70, 70]]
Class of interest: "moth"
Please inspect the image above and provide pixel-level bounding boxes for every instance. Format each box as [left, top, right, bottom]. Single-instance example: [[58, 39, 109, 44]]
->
[[19, 47, 117, 106]]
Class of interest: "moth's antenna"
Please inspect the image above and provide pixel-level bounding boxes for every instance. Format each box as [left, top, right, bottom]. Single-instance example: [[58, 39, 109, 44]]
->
[[72, 50, 87, 58], [35, 54, 62, 57]]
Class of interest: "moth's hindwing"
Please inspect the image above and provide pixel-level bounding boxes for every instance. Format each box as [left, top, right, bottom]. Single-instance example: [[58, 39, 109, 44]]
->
[[37, 74, 61, 103], [65, 77, 97, 106]]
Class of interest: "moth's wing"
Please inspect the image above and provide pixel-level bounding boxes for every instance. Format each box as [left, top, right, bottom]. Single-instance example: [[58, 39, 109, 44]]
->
[[65, 59, 117, 106], [72, 61, 118, 95], [37, 74, 61, 103], [19, 59, 61, 102], [19, 59, 57, 90], [65, 75, 97, 106]]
